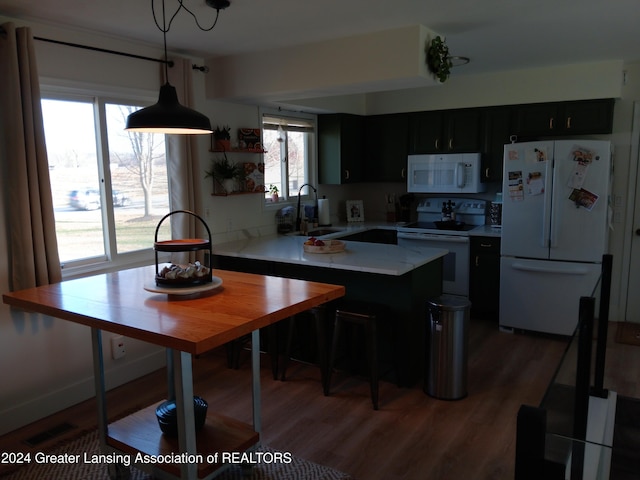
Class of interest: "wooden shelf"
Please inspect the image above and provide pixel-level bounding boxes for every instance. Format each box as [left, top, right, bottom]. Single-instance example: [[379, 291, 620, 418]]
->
[[210, 148, 266, 154], [107, 402, 259, 478], [211, 191, 265, 197]]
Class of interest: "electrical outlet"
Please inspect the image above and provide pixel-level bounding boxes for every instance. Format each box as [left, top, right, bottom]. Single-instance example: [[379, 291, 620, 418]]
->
[[111, 336, 126, 359]]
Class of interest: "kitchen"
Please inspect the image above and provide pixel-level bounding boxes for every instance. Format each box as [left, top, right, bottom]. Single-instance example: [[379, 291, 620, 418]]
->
[[2, 1, 640, 478]]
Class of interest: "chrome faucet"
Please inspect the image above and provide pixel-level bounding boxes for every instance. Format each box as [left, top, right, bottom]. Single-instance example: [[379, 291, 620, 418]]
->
[[296, 183, 318, 232]]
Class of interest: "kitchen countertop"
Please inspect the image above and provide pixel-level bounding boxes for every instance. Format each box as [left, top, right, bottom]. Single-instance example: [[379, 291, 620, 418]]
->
[[468, 225, 502, 238], [213, 234, 447, 276]]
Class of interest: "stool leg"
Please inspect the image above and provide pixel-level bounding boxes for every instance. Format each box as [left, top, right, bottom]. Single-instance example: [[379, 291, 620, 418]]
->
[[280, 316, 296, 381], [366, 318, 379, 410], [326, 316, 342, 396], [313, 308, 329, 395]]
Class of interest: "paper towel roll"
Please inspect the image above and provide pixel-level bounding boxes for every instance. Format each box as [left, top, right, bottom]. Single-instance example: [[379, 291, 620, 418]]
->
[[318, 198, 331, 226]]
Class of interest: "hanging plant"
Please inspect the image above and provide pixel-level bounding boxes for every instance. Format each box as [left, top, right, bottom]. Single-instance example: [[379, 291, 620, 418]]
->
[[427, 36, 452, 83]]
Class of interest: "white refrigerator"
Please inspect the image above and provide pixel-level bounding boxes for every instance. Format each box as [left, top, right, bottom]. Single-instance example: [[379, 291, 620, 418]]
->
[[499, 140, 611, 335]]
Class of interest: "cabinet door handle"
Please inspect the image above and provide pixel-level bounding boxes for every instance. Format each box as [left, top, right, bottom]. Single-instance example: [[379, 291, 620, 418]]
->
[[549, 117, 554, 130], [475, 255, 480, 267], [448, 138, 453, 150], [401, 168, 406, 179], [566, 116, 572, 129], [435, 138, 440, 150], [480, 243, 492, 248], [485, 167, 491, 178], [344, 169, 350, 180]]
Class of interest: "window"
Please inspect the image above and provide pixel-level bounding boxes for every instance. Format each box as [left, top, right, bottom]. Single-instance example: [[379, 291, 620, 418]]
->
[[41, 94, 171, 273], [261, 110, 317, 203]]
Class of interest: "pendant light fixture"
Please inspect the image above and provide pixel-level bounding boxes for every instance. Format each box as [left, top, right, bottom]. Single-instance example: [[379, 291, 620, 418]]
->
[[126, 0, 230, 134]]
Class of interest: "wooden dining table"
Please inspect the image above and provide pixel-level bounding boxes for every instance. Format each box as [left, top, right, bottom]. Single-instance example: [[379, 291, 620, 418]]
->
[[2, 265, 345, 479]]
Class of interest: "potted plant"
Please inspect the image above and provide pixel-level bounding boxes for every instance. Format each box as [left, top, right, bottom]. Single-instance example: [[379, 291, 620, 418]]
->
[[206, 157, 242, 193], [426, 36, 452, 83], [269, 184, 279, 202], [213, 125, 231, 151]]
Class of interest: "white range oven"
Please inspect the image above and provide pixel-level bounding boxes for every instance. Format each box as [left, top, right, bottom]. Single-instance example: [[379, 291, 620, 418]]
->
[[397, 197, 487, 297]]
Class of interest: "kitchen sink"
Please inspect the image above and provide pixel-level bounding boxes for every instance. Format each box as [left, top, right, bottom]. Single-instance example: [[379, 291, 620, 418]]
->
[[296, 228, 344, 237]]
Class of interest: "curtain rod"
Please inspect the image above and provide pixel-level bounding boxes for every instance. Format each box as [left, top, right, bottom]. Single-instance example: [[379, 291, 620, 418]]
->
[[0, 27, 208, 71], [34, 36, 175, 67]]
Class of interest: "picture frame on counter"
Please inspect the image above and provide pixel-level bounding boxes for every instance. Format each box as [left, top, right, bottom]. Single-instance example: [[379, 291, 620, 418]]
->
[[346, 200, 364, 222]]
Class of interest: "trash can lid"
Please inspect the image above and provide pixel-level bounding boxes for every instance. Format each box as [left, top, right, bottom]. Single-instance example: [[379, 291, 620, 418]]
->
[[427, 294, 471, 311]]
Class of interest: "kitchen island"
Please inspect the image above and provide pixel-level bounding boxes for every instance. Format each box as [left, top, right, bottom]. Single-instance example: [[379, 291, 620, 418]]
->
[[212, 235, 447, 386]]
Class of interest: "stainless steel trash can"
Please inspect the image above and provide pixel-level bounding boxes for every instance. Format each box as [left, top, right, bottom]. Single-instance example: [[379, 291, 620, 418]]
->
[[425, 295, 471, 400]]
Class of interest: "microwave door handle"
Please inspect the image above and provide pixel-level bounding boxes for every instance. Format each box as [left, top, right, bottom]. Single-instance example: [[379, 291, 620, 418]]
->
[[455, 162, 465, 188]]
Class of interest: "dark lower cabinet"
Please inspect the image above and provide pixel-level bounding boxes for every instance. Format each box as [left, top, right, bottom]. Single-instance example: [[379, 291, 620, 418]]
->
[[469, 236, 501, 318], [338, 228, 397, 244]]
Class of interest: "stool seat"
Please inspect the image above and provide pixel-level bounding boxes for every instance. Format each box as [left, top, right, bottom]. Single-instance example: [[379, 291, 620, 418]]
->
[[327, 301, 383, 410]]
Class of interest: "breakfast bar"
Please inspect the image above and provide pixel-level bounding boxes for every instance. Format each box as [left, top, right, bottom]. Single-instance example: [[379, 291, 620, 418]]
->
[[2, 266, 345, 479], [213, 235, 447, 386]]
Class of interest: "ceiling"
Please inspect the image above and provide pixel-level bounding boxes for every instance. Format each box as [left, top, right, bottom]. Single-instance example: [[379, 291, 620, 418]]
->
[[1, 0, 639, 83]]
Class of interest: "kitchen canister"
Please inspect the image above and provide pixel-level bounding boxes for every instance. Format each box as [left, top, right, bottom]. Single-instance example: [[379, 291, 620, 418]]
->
[[318, 197, 331, 226]]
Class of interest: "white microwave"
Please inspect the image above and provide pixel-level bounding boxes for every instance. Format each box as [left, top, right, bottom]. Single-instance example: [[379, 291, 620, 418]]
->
[[407, 153, 486, 194]]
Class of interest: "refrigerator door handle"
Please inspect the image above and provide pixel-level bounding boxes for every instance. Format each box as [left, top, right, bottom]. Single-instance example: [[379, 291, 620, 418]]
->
[[541, 164, 553, 249], [511, 262, 590, 275]]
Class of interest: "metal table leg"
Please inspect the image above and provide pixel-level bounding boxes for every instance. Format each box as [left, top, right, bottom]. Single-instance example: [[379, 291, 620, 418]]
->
[[91, 328, 108, 448], [172, 349, 198, 479], [251, 329, 262, 436]]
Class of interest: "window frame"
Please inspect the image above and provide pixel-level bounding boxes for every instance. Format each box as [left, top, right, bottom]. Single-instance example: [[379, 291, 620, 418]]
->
[[40, 83, 171, 279], [260, 108, 318, 211]]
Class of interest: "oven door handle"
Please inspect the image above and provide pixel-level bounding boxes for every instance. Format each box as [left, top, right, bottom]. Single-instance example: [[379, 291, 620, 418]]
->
[[397, 232, 470, 243]]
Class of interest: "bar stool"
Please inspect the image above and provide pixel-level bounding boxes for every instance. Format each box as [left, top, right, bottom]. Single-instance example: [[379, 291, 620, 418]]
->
[[225, 323, 282, 380], [280, 305, 330, 389], [326, 301, 382, 410]]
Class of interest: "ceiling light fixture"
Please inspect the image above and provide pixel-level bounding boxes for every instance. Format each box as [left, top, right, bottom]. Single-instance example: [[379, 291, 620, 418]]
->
[[126, 0, 230, 135]]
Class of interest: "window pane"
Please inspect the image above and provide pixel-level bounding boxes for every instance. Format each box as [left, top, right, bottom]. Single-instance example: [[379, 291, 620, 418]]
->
[[262, 128, 283, 198], [287, 130, 306, 195], [42, 99, 106, 263], [105, 104, 170, 253]]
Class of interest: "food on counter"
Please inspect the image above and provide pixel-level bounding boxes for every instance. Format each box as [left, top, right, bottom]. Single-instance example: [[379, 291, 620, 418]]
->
[[304, 237, 317, 245], [157, 261, 211, 282]]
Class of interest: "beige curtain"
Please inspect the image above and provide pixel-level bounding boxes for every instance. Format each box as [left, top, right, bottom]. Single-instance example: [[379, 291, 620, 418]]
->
[[164, 58, 207, 260], [0, 23, 62, 290]]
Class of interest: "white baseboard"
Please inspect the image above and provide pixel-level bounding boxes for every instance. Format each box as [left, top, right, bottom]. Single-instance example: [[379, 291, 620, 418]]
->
[[0, 349, 166, 436]]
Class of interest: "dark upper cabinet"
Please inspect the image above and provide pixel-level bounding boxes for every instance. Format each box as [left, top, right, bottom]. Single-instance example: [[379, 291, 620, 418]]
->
[[364, 113, 409, 182], [318, 113, 364, 184], [514, 98, 614, 137], [481, 107, 514, 183], [408, 110, 443, 154], [409, 109, 482, 154]]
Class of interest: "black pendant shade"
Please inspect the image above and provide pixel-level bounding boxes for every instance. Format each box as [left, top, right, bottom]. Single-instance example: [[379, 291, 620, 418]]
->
[[125, 83, 212, 135]]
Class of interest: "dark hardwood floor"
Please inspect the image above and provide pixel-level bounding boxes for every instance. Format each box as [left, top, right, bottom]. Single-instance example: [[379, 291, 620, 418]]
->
[[1, 318, 637, 479]]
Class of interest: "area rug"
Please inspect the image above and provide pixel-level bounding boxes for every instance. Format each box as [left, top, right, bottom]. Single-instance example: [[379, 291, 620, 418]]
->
[[2, 430, 353, 480]]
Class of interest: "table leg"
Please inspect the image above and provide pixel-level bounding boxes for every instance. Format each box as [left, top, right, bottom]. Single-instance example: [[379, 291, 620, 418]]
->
[[166, 348, 175, 401], [172, 349, 198, 479], [251, 329, 262, 436], [91, 328, 108, 449]]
